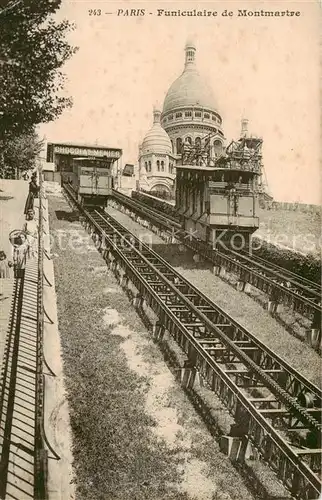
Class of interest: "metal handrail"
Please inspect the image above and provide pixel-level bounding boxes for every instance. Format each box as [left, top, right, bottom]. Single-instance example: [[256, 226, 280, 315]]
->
[[34, 170, 48, 500]]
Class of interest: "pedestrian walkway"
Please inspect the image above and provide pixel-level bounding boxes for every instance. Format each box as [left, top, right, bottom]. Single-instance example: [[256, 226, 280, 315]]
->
[[0, 180, 28, 259], [0, 279, 14, 363], [0, 260, 39, 499], [0, 179, 28, 362]]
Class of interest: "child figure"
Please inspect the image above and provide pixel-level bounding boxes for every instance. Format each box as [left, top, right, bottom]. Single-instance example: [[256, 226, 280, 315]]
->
[[0, 251, 12, 278], [24, 209, 38, 258], [13, 235, 29, 278]]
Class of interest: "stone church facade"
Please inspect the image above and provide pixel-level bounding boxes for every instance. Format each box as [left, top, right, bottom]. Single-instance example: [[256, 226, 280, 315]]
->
[[138, 39, 225, 196]]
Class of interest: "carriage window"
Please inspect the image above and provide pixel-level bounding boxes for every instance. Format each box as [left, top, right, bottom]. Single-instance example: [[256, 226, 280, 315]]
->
[[200, 187, 204, 214]]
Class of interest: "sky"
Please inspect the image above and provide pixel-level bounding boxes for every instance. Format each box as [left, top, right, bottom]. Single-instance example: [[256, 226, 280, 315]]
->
[[39, 0, 321, 204]]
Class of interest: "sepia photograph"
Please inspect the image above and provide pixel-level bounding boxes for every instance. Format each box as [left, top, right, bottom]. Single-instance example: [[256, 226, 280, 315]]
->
[[0, 1, 321, 499]]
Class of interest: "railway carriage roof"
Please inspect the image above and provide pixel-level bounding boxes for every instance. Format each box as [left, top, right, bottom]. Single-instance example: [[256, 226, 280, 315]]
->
[[49, 142, 122, 152]]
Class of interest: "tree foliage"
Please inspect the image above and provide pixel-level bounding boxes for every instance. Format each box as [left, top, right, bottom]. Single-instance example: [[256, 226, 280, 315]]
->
[[0, 131, 44, 178], [0, 0, 78, 139]]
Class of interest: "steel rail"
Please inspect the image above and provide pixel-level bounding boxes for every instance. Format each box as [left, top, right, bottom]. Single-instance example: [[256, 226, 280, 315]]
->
[[111, 190, 321, 317], [237, 248, 321, 294], [92, 210, 322, 427], [64, 184, 322, 498], [114, 190, 321, 298], [224, 247, 320, 300], [202, 242, 320, 310], [111, 189, 181, 229], [112, 189, 320, 297], [69, 200, 321, 499], [129, 189, 319, 296]]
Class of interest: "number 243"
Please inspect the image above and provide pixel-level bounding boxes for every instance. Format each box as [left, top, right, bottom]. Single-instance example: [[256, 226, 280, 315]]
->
[[88, 9, 102, 16]]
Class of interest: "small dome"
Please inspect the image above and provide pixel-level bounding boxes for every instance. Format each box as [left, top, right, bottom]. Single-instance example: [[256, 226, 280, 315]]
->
[[141, 109, 172, 154], [163, 41, 218, 114]]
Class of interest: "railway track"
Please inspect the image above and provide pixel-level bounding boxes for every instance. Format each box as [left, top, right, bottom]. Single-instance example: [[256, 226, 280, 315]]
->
[[111, 190, 321, 324], [237, 249, 321, 296], [0, 180, 48, 499], [65, 184, 322, 500]]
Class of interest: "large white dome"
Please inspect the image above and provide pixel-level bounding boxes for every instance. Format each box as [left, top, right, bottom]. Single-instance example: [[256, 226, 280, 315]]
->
[[163, 40, 218, 114]]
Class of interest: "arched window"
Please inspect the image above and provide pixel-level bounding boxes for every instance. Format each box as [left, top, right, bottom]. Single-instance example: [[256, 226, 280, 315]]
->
[[148, 161, 151, 172], [170, 140, 174, 153], [169, 162, 173, 174], [185, 136, 192, 145], [150, 184, 170, 195], [161, 160, 165, 172], [195, 137, 201, 148], [176, 137, 182, 154], [145, 161, 148, 170], [213, 140, 222, 158], [157, 160, 160, 171]]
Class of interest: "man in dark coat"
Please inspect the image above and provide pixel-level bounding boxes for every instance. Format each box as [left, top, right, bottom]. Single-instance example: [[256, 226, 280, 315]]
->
[[24, 173, 39, 215]]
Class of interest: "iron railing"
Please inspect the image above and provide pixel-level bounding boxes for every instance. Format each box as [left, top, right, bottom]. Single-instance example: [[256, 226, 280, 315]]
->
[[34, 170, 48, 499]]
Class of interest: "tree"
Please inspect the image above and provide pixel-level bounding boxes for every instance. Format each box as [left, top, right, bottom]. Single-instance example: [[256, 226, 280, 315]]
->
[[0, 0, 78, 139], [0, 131, 44, 179]]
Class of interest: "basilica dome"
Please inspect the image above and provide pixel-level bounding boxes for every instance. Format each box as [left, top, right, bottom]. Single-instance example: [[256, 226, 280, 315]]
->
[[141, 109, 172, 154], [163, 40, 218, 114]]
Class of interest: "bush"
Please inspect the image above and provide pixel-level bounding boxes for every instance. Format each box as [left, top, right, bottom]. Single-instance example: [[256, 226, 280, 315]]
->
[[252, 237, 321, 283]]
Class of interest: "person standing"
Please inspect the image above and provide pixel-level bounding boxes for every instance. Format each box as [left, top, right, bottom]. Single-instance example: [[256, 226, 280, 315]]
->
[[12, 234, 29, 278], [24, 173, 39, 215], [24, 209, 38, 258], [0, 251, 12, 278]]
